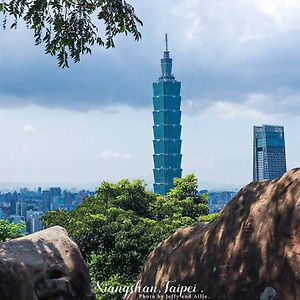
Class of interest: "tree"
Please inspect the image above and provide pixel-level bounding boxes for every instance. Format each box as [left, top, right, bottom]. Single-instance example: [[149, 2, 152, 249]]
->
[[0, 0, 142, 68], [167, 173, 208, 204], [0, 220, 25, 242], [42, 175, 213, 299]]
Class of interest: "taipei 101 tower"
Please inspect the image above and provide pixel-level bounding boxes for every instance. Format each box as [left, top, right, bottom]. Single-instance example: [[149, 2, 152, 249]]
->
[[152, 34, 182, 196]]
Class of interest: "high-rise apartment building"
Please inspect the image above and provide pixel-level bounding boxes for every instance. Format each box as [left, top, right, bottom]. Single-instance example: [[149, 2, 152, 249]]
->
[[16, 202, 28, 217], [26, 210, 44, 233], [49, 187, 61, 198], [253, 125, 287, 181], [42, 190, 51, 211], [152, 34, 182, 195]]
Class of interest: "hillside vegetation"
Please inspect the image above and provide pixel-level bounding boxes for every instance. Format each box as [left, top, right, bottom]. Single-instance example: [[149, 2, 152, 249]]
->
[[42, 174, 217, 299]]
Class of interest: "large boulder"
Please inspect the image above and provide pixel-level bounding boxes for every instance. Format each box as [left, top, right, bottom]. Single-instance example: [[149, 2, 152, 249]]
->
[[127, 168, 300, 300], [0, 226, 95, 300]]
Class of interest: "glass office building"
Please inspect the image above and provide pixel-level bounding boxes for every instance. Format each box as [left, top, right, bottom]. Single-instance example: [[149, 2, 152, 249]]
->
[[152, 35, 182, 195], [253, 125, 287, 181]]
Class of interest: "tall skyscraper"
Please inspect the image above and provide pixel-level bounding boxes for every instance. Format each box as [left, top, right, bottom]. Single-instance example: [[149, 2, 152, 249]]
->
[[9, 197, 16, 215], [253, 125, 287, 181], [152, 34, 182, 196], [16, 202, 28, 217], [42, 190, 51, 211], [49, 187, 61, 198]]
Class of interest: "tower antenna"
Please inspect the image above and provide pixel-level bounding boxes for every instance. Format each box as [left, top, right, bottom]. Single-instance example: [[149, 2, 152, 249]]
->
[[165, 33, 168, 51]]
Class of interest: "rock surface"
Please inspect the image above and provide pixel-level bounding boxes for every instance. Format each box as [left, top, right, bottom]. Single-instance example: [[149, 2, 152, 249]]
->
[[0, 226, 95, 300], [127, 168, 300, 300]]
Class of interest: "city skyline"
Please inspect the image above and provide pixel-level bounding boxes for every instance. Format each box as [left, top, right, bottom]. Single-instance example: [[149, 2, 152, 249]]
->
[[0, 185, 94, 233], [1, 1, 300, 187]]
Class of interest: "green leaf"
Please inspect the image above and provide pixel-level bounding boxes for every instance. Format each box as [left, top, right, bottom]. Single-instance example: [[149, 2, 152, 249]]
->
[[0, 0, 143, 67]]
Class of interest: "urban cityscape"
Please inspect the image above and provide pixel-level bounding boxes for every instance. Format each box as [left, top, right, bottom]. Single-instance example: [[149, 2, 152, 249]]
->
[[0, 2, 299, 299], [0, 187, 94, 234], [0, 36, 288, 235], [151, 35, 288, 209]]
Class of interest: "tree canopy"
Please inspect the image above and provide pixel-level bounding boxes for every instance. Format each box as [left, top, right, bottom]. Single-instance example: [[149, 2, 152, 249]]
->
[[0, 0, 142, 67], [0, 219, 25, 242], [42, 174, 216, 299]]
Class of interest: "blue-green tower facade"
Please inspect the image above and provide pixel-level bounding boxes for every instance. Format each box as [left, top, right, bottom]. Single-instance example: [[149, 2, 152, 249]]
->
[[152, 34, 182, 196]]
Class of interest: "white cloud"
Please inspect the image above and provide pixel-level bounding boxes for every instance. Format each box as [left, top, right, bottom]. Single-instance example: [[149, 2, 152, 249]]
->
[[255, 0, 300, 31], [183, 91, 300, 120], [242, 92, 300, 117], [205, 101, 270, 120], [167, 0, 300, 64], [183, 96, 272, 120], [96, 150, 133, 159], [22, 124, 36, 133]]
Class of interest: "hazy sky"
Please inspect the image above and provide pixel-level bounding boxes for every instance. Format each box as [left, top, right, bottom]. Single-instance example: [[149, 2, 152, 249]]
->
[[0, 0, 300, 189]]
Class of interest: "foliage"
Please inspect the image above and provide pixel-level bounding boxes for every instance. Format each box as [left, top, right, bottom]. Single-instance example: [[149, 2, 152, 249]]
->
[[0, 0, 142, 67], [198, 212, 219, 223], [0, 219, 25, 242], [167, 174, 207, 204], [42, 174, 210, 299]]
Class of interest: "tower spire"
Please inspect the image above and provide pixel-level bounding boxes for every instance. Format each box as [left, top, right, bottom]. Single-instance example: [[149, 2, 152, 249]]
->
[[165, 33, 168, 51], [161, 34, 173, 77]]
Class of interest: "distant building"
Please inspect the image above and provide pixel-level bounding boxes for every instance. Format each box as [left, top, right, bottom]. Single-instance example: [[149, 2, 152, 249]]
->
[[51, 196, 59, 210], [152, 34, 182, 196], [9, 193, 17, 215], [26, 210, 43, 233], [1, 207, 10, 220], [58, 197, 65, 208], [16, 202, 28, 217], [20, 188, 28, 194], [253, 125, 287, 181], [0, 187, 93, 233], [8, 214, 23, 224], [199, 189, 208, 195], [42, 190, 51, 211], [9, 198, 16, 215], [208, 191, 237, 213], [16, 202, 20, 215], [30, 215, 43, 233], [63, 191, 74, 210], [49, 187, 61, 198]]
